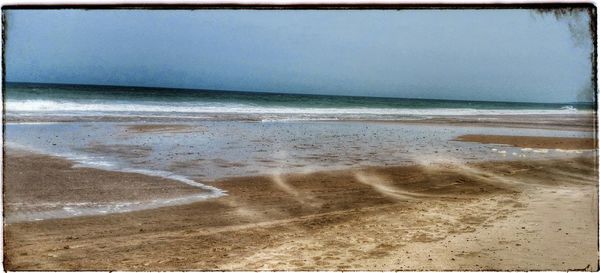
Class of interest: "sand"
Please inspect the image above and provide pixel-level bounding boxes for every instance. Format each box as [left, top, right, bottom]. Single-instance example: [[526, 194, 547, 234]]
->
[[122, 124, 206, 133], [6, 113, 596, 132], [381, 114, 596, 132], [3, 145, 598, 270], [3, 149, 208, 219], [455, 134, 597, 149]]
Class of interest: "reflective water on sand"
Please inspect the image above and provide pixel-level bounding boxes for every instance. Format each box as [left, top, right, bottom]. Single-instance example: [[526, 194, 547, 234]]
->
[[4, 120, 594, 222], [6, 120, 593, 180]]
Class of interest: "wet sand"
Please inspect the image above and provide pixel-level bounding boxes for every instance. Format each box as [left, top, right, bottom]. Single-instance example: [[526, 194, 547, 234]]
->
[[4, 145, 598, 270], [382, 114, 596, 132], [455, 134, 597, 149], [122, 124, 206, 133], [3, 149, 208, 218], [6, 113, 596, 132]]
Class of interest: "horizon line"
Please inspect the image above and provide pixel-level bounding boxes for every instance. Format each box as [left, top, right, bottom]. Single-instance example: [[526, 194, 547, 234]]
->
[[3, 81, 594, 105]]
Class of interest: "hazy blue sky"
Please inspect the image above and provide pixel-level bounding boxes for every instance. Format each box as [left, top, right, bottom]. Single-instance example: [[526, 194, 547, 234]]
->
[[4, 9, 593, 103]]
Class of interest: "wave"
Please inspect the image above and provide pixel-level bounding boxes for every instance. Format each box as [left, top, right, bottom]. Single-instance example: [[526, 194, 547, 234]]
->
[[5, 99, 585, 118]]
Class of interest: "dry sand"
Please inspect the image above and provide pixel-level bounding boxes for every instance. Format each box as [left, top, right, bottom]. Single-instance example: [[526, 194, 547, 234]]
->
[[3, 143, 598, 270]]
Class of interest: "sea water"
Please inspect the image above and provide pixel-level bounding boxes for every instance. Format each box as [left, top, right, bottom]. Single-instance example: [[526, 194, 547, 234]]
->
[[4, 82, 592, 122]]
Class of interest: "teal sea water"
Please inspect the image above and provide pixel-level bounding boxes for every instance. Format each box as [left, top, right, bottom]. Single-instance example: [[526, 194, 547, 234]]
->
[[4, 82, 592, 121]]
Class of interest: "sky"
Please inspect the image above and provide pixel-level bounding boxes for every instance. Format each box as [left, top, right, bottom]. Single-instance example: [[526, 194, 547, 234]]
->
[[4, 9, 594, 103]]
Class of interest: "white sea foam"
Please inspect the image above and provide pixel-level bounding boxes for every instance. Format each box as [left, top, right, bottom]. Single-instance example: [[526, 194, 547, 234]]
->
[[5, 194, 222, 223], [5, 99, 585, 117], [66, 152, 227, 197], [560, 105, 577, 111]]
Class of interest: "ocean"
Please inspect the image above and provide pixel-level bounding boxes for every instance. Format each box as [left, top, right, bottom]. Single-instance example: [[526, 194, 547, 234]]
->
[[4, 82, 592, 121]]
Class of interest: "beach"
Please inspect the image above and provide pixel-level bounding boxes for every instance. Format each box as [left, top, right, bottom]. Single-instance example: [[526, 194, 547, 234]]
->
[[4, 7, 598, 270], [4, 116, 598, 271]]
